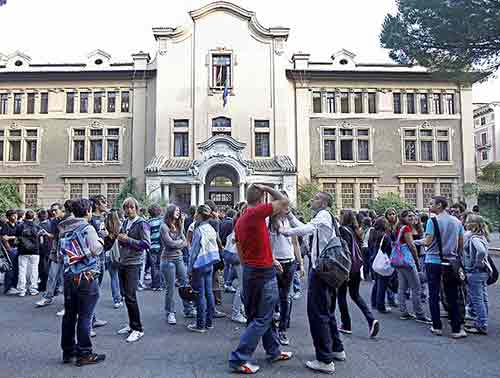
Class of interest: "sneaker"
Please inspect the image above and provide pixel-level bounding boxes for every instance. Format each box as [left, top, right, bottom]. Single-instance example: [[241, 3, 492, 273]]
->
[[126, 330, 144, 343], [35, 298, 53, 307], [214, 309, 226, 318], [369, 320, 380, 338], [92, 319, 108, 328], [292, 291, 302, 300], [270, 351, 293, 363], [451, 329, 468, 339], [117, 326, 132, 335], [90, 329, 96, 338], [206, 324, 214, 330], [278, 331, 290, 346], [184, 310, 197, 319], [332, 351, 347, 361], [232, 362, 260, 374], [18, 291, 26, 297], [144, 273, 152, 281], [305, 359, 335, 374], [187, 324, 207, 333], [415, 316, 432, 325], [400, 313, 416, 320], [430, 327, 443, 336], [6, 287, 20, 295], [378, 307, 392, 314], [75, 353, 106, 367], [167, 312, 177, 325], [224, 285, 237, 293], [62, 352, 76, 364], [29, 289, 39, 296], [56, 309, 65, 317], [464, 326, 488, 335], [231, 314, 247, 324], [113, 302, 123, 309], [273, 312, 281, 322], [338, 326, 352, 335]]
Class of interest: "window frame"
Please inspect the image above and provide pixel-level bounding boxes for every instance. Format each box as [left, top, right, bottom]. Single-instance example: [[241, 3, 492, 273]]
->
[[171, 119, 190, 158], [406, 93, 416, 114], [253, 119, 271, 158], [173, 132, 189, 157], [66, 92, 75, 114], [401, 126, 452, 165], [320, 126, 373, 165], [0, 127, 40, 165], [13, 93, 22, 115], [393, 92, 402, 114], [40, 92, 49, 114], [120, 91, 130, 113], [27, 93, 35, 114], [210, 51, 233, 90], [0, 94, 8, 115], [69, 126, 123, 164]]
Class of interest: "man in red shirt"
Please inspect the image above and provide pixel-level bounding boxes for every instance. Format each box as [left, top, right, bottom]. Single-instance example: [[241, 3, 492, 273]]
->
[[229, 184, 292, 374]]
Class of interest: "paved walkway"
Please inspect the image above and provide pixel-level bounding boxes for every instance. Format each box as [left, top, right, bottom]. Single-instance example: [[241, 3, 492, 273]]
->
[[1, 265, 500, 378]]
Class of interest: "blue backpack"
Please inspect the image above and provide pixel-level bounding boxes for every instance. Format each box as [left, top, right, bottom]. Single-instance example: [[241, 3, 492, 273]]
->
[[59, 224, 98, 276]]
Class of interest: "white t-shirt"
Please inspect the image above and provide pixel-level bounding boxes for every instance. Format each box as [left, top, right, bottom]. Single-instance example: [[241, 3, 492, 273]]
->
[[267, 218, 295, 261]]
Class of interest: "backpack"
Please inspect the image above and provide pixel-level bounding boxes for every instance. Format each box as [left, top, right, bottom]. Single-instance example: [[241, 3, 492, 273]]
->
[[315, 213, 352, 289], [340, 226, 363, 273], [59, 224, 98, 276], [19, 223, 38, 253]]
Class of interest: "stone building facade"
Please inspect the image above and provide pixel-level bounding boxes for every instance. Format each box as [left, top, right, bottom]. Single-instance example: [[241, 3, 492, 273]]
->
[[473, 102, 500, 171], [0, 1, 479, 210]]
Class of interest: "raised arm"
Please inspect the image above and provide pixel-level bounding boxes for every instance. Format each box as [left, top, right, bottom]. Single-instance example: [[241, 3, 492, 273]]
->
[[160, 223, 186, 250], [254, 184, 289, 216]]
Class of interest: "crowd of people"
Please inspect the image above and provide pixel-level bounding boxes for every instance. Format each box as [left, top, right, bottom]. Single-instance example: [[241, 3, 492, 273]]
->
[[0, 185, 494, 374]]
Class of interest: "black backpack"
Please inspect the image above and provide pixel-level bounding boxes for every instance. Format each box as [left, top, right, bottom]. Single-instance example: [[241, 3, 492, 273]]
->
[[19, 223, 38, 253], [315, 213, 352, 288]]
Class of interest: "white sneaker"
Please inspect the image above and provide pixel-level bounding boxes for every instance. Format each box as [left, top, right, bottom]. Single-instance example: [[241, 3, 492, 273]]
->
[[35, 298, 52, 307], [451, 329, 468, 339], [56, 309, 65, 317], [167, 313, 177, 325], [29, 290, 39, 296], [117, 326, 132, 335], [18, 291, 26, 297], [113, 302, 123, 309], [126, 330, 144, 343], [332, 351, 346, 361], [90, 329, 97, 337], [306, 360, 335, 374], [231, 314, 247, 324], [6, 288, 20, 295]]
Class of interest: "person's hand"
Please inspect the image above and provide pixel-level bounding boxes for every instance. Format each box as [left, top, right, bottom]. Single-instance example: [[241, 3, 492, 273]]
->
[[117, 233, 128, 242], [100, 229, 109, 238], [253, 184, 267, 192], [273, 260, 283, 274]]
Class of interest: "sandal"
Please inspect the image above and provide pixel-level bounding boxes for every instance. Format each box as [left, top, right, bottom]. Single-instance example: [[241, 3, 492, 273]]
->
[[270, 351, 293, 363]]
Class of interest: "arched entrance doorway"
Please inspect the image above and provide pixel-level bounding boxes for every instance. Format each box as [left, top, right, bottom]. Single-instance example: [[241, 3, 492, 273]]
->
[[205, 164, 239, 208]]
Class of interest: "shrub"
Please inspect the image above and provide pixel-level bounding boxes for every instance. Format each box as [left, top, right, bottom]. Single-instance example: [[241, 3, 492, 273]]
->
[[368, 192, 414, 217], [0, 181, 22, 215]]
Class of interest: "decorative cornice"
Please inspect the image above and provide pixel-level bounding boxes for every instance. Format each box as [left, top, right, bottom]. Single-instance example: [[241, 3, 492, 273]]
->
[[197, 135, 246, 152]]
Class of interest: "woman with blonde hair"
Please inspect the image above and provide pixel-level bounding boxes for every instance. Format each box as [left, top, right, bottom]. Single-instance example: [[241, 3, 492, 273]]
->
[[103, 210, 123, 308], [463, 214, 490, 335]]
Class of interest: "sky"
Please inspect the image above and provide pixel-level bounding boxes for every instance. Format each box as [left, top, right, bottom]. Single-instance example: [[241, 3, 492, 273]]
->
[[0, 0, 497, 102]]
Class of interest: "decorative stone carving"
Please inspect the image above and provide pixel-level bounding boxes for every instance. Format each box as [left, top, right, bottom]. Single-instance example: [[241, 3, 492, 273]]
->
[[274, 39, 285, 56]]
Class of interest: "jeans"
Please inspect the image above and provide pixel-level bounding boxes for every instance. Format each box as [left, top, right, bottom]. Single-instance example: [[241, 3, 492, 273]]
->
[[138, 251, 147, 289], [467, 272, 489, 329], [338, 272, 375, 330], [149, 252, 164, 289], [426, 263, 461, 333], [292, 270, 302, 294], [229, 266, 280, 367], [276, 260, 296, 331], [222, 251, 240, 286], [43, 261, 64, 300], [371, 273, 390, 311], [191, 266, 215, 328], [397, 266, 425, 317], [119, 264, 143, 332], [160, 256, 194, 315], [307, 268, 344, 364], [17, 254, 40, 294], [232, 264, 243, 318], [105, 259, 121, 304], [38, 252, 50, 292], [61, 276, 99, 357], [3, 248, 18, 293]]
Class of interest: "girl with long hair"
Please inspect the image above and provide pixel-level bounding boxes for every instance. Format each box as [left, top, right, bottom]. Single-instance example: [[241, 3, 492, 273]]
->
[[160, 204, 195, 325], [369, 217, 392, 313], [337, 209, 379, 338], [103, 209, 123, 308], [395, 210, 430, 324]]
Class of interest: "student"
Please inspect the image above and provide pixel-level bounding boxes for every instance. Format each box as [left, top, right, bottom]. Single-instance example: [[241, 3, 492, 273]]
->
[[103, 210, 123, 308], [160, 204, 195, 325], [337, 210, 379, 337], [60, 198, 105, 366], [369, 217, 392, 313], [15, 210, 41, 297], [229, 184, 292, 374], [395, 210, 430, 324], [147, 204, 164, 291], [187, 204, 221, 333], [115, 197, 151, 343], [463, 215, 489, 335], [1, 209, 19, 295], [37, 209, 52, 293]]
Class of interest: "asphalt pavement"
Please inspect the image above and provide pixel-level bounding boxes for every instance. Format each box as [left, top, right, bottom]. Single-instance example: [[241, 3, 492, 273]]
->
[[1, 262, 500, 378]]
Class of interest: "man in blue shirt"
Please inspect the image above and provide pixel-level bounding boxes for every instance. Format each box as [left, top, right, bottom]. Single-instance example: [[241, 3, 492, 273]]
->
[[424, 196, 466, 339]]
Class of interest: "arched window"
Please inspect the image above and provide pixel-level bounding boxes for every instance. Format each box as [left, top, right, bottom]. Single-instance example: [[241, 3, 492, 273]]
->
[[212, 117, 231, 128]]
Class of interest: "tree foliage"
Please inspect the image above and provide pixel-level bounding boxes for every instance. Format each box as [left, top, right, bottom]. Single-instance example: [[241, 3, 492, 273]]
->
[[0, 181, 22, 215], [113, 177, 167, 211], [380, 0, 500, 73], [296, 181, 336, 222], [368, 192, 414, 216]]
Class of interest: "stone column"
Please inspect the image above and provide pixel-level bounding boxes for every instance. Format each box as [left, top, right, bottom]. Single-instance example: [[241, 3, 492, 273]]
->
[[198, 183, 205, 205], [162, 183, 170, 202], [452, 179, 459, 203], [239, 183, 246, 203], [335, 182, 342, 210], [434, 178, 441, 196], [296, 87, 312, 183], [191, 184, 197, 206], [362, 92, 369, 114], [354, 182, 361, 211], [416, 180, 424, 209], [349, 91, 355, 114], [401, 92, 407, 114]]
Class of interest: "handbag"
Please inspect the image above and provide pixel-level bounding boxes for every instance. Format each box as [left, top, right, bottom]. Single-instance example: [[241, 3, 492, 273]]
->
[[431, 218, 466, 284], [484, 255, 499, 286], [110, 239, 121, 265], [372, 235, 395, 276], [390, 228, 415, 269]]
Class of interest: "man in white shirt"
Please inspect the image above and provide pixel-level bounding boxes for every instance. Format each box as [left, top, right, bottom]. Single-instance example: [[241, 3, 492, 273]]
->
[[282, 192, 345, 374]]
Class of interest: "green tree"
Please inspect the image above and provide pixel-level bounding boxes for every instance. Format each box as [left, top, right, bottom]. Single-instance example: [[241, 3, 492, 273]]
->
[[113, 177, 165, 211], [296, 181, 336, 222], [380, 0, 500, 73], [368, 192, 414, 216], [0, 181, 22, 215]]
